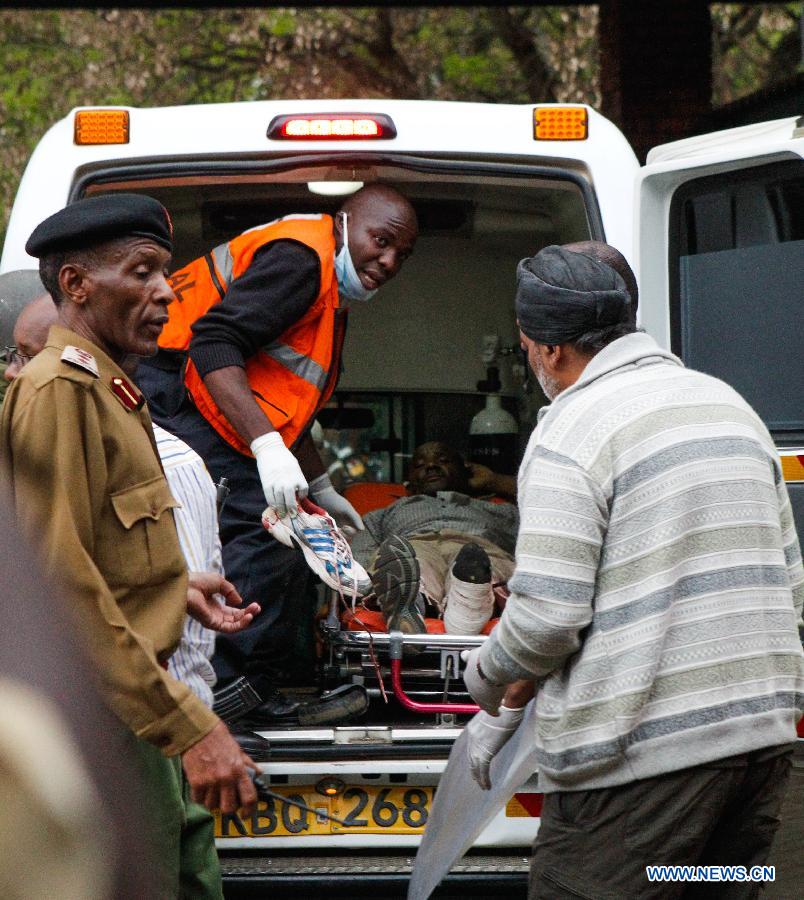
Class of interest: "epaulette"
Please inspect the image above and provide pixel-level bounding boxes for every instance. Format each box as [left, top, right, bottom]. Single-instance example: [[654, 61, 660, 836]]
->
[[110, 375, 145, 412], [60, 345, 99, 378]]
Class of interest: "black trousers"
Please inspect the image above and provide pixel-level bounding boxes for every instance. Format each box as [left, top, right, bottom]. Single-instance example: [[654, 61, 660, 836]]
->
[[136, 355, 317, 686], [529, 744, 793, 900]]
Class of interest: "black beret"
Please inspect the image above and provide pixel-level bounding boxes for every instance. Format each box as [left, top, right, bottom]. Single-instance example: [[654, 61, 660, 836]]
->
[[25, 193, 173, 258]]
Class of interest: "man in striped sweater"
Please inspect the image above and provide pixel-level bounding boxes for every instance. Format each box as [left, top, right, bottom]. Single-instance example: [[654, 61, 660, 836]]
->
[[463, 244, 804, 898]]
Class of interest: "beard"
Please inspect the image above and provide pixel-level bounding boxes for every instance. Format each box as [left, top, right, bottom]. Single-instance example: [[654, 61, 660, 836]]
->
[[532, 355, 561, 401]]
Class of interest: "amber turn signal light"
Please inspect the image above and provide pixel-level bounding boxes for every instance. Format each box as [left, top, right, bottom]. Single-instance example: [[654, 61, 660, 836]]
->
[[74, 110, 130, 145], [533, 106, 588, 141]]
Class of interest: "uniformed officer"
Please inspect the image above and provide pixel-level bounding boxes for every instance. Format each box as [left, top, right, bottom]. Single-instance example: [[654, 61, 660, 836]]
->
[[1, 193, 261, 898], [137, 183, 419, 720]]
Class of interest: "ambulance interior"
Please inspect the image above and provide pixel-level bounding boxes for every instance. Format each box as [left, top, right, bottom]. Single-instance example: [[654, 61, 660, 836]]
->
[[85, 160, 595, 725]]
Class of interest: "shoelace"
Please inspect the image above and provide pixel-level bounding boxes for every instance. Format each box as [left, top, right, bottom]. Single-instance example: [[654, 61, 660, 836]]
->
[[293, 518, 361, 608], [299, 526, 354, 577]]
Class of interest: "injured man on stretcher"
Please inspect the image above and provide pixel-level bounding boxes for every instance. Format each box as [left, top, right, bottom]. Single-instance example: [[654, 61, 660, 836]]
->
[[349, 441, 519, 636]]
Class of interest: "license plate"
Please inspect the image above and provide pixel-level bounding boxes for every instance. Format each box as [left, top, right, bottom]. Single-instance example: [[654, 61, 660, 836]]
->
[[214, 785, 433, 838]]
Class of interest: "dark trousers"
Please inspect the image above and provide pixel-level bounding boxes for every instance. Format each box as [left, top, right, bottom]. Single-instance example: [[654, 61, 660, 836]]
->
[[136, 356, 317, 686], [529, 745, 793, 900]]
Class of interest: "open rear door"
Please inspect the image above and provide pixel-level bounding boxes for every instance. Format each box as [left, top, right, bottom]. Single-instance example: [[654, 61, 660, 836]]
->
[[635, 116, 804, 539]]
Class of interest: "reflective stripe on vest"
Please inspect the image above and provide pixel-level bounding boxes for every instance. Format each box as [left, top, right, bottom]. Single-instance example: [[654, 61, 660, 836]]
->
[[261, 341, 329, 390], [210, 242, 234, 289]]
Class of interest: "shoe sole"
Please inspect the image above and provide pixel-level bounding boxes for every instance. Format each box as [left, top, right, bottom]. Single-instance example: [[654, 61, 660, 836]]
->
[[371, 535, 425, 635], [297, 685, 370, 726]]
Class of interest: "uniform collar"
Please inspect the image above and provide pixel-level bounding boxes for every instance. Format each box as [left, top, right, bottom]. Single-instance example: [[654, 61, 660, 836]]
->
[[46, 324, 146, 412], [47, 325, 127, 379]]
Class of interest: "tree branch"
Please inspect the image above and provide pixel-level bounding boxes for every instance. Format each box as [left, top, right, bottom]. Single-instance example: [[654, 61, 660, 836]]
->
[[488, 7, 556, 100]]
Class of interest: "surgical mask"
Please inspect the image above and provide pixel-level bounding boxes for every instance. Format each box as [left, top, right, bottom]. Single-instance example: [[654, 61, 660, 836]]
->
[[334, 212, 378, 303]]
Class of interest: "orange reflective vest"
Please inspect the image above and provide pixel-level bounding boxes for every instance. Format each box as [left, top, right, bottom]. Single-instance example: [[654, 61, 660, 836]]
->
[[159, 214, 345, 456]]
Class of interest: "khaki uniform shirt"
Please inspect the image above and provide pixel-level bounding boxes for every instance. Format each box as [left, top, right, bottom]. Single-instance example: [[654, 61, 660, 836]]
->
[[1, 325, 218, 755], [0, 361, 8, 407]]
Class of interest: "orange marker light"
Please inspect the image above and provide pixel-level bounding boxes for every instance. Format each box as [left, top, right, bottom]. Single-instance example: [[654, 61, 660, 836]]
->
[[315, 776, 345, 797], [74, 110, 130, 145], [533, 106, 588, 141], [268, 113, 397, 141]]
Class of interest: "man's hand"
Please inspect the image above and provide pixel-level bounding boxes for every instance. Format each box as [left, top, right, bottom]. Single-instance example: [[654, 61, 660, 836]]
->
[[186, 571, 260, 634], [467, 462, 498, 494], [309, 473, 365, 531], [467, 462, 517, 499], [182, 721, 258, 816], [251, 431, 308, 517], [465, 704, 526, 790], [461, 646, 507, 715]]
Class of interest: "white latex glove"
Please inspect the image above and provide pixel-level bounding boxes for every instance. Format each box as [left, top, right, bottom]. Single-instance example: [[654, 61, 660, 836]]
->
[[250, 432, 307, 517], [465, 705, 526, 790], [461, 646, 506, 715], [308, 473, 365, 531]]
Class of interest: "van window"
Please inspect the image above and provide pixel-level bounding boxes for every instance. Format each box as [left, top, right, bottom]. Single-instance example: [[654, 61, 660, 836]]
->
[[668, 160, 803, 436]]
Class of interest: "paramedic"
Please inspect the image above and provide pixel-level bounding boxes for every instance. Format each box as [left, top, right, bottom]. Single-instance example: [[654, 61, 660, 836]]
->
[[2, 194, 262, 898], [462, 243, 804, 898], [137, 183, 418, 722]]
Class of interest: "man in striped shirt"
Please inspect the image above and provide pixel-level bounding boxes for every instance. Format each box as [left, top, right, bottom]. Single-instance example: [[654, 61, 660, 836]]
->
[[463, 244, 804, 898], [156, 422, 222, 707]]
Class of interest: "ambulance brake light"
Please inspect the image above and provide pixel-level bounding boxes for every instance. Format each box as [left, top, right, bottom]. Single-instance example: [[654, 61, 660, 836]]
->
[[267, 113, 397, 140], [533, 106, 588, 141], [74, 110, 130, 145]]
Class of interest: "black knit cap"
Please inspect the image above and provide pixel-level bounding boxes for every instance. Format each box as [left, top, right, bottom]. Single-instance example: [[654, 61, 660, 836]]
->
[[515, 245, 630, 344], [25, 193, 173, 258]]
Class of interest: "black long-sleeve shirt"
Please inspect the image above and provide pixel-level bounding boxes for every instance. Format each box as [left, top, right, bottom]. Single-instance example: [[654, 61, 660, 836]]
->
[[189, 239, 321, 378]]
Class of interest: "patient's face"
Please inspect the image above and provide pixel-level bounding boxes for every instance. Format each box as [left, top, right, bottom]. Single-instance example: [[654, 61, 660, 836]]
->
[[407, 442, 469, 496]]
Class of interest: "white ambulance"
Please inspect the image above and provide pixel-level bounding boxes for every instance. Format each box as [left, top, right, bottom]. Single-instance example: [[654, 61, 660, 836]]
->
[[2, 101, 802, 894]]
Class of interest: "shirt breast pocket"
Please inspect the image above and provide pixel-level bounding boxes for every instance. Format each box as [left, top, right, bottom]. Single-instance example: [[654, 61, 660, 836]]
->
[[107, 476, 183, 587]]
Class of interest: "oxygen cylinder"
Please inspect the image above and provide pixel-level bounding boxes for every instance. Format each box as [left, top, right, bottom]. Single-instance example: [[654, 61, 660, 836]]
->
[[468, 394, 518, 475]]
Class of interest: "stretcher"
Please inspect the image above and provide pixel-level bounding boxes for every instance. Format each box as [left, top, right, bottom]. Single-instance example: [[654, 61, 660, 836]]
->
[[318, 480, 510, 718]]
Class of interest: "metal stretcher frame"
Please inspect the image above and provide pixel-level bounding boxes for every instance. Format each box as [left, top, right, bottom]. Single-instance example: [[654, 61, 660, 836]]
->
[[327, 603, 486, 713], [388, 630, 480, 715]]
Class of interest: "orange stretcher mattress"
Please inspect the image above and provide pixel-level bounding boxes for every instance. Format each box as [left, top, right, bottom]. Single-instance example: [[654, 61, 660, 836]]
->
[[342, 606, 499, 636]]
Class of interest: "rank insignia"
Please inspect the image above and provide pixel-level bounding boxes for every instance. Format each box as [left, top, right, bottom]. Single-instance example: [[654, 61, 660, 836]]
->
[[60, 345, 99, 378], [110, 376, 145, 411]]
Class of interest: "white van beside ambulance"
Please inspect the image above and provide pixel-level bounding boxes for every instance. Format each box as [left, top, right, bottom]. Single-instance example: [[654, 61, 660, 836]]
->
[[2, 100, 802, 893]]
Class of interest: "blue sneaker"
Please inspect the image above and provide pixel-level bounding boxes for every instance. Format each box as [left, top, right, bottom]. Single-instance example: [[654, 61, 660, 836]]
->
[[263, 498, 371, 598]]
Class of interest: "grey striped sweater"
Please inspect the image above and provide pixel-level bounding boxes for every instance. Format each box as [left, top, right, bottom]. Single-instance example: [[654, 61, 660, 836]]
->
[[480, 332, 804, 792]]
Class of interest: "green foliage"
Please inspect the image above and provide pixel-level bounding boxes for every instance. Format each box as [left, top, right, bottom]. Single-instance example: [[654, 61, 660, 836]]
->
[[270, 12, 297, 37], [711, 3, 802, 105], [442, 51, 515, 97]]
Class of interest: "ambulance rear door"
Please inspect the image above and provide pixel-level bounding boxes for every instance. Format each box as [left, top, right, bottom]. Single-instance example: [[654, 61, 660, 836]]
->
[[635, 116, 804, 538]]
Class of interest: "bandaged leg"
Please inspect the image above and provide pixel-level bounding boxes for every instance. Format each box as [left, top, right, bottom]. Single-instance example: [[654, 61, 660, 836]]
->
[[443, 543, 495, 635]]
